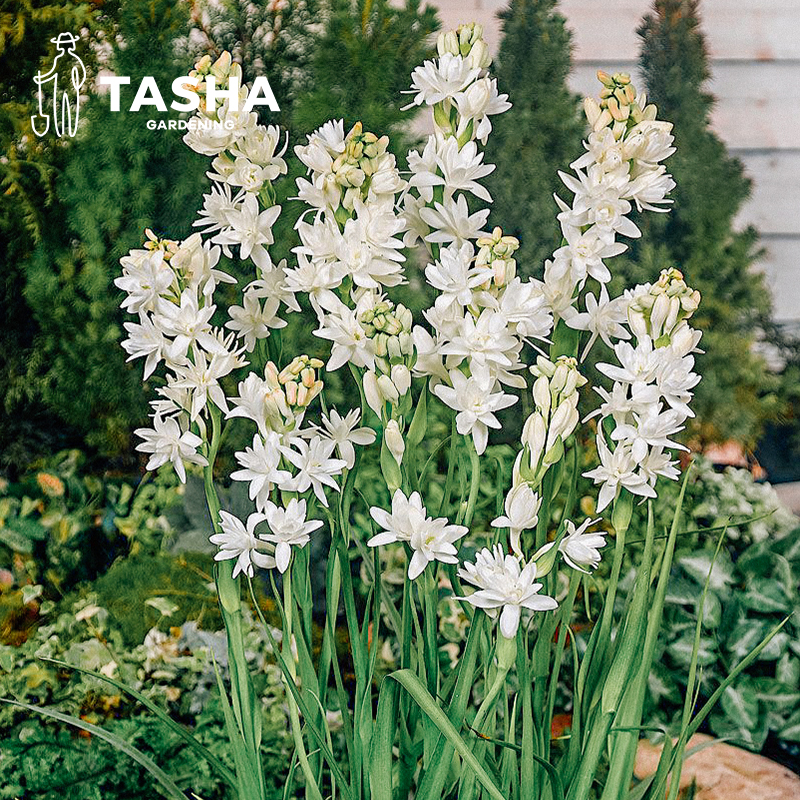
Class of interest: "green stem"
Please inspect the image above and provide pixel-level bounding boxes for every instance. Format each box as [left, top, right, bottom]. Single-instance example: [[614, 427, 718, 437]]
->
[[283, 569, 323, 800], [203, 406, 266, 800]]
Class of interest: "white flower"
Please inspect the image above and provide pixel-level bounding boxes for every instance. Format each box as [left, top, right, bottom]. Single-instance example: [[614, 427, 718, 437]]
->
[[454, 77, 512, 144], [170, 346, 244, 420], [435, 138, 495, 202], [405, 53, 480, 108], [497, 278, 553, 341], [425, 242, 487, 311], [135, 415, 208, 483], [171, 234, 234, 298], [334, 202, 406, 289], [557, 518, 606, 573], [639, 447, 680, 486], [231, 124, 288, 178], [116, 250, 174, 315], [407, 137, 443, 203], [314, 303, 375, 371], [458, 545, 558, 638], [554, 228, 626, 286], [597, 337, 660, 390], [368, 489, 427, 546], [367, 489, 467, 580], [226, 290, 286, 351], [420, 194, 490, 246], [154, 288, 222, 363], [230, 432, 292, 511], [624, 165, 675, 213], [565, 285, 630, 359], [193, 184, 243, 235], [611, 404, 687, 464], [212, 194, 281, 270], [211, 511, 272, 578], [533, 518, 606, 573], [319, 408, 376, 469], [440, 309, 520, 371], [246, 265, 301, 313], [433, 367, 518, 455], [584, 436, 655, 512], [258, 498, 323, 573], [492, 483, 541, 556], [122, 314, 166, 379], [407, 517, 467, 580], [281, 436, 347, 507]]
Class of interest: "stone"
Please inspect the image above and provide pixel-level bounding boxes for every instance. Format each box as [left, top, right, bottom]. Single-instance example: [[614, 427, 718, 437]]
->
[[634, 733, 800, 799]]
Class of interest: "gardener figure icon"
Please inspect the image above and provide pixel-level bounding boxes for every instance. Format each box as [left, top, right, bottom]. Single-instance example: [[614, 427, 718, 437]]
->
[[31, 31, 86, 138]]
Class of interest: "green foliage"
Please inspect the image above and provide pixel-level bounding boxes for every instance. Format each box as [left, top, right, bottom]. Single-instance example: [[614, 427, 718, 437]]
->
[[629, 0, 779, 447], [0, 450, 132, 610], [651, 526, 800, 751], [290, 0, 439, 157], [483, 0, 584, 275], [21, 0, 208, 458], [0, 591, 293, 799], [0, 0, 112, 470], [91, 552, 222, 647]]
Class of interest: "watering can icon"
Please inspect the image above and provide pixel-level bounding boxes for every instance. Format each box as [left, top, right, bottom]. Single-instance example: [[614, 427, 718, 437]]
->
[[31, 32, 87, 137]]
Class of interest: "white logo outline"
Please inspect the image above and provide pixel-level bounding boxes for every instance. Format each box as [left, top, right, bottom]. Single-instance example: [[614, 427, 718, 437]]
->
[[31, 32, 86, 138]]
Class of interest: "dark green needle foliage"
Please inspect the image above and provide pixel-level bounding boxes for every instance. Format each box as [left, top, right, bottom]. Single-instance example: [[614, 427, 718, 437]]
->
[[290, 0, 439, 161], [483, 0, 584, 276], [21, 0, 207, 459], [624, 0, 779, 447]]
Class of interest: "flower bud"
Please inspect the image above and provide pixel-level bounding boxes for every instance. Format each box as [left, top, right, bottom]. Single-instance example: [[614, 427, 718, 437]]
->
[[387, 335, 402, 360], [364, 370, 384, 416], [384, 420, 405, 466], [532, 376, 551, 417], [399, 332, 413, 356], [377, 374, 400, 404], [391, 364, 411, 396]]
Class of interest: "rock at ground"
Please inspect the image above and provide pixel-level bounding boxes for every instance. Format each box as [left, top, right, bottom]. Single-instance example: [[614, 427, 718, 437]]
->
[[634, 734, 800, 799]]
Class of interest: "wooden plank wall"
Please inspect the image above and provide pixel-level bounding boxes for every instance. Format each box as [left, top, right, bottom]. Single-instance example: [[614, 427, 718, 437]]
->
[[431, 0, 800, 323]]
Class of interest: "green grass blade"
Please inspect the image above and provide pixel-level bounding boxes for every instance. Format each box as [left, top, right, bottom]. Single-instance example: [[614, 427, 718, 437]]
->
[[389, 668, 506, 800]]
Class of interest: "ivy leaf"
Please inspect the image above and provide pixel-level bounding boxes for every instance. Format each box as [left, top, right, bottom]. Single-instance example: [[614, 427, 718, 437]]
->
[[741, 578, 791, 614], [678, 552, 734, 590]]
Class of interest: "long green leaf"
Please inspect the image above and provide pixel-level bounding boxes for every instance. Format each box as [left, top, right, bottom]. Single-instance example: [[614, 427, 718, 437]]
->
[[38, 656, 236, 789], [388, 669, 506, 800], [0, 698, 189, 800]]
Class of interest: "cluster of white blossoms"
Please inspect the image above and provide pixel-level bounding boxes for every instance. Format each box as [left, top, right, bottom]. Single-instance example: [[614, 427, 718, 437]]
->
[[401, 28, 556, 459], [116, 30, 702, 641], [585, 268, 702, 511], [117, 53, 385, 580], [368, 489, 468, 580]]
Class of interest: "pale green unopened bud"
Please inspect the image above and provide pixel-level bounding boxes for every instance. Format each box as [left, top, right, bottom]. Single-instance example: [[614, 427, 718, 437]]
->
[[391, 364, 411, 396], [399, 332, 413, 356], [384, 420, 405, 466], [374, 333, 388, 357], [438, 30, 459, 57], [377, 374, 399, 405], [387, 335, 402, 360], [532, 376, 551, 417], [364, 370, 383, 417]]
